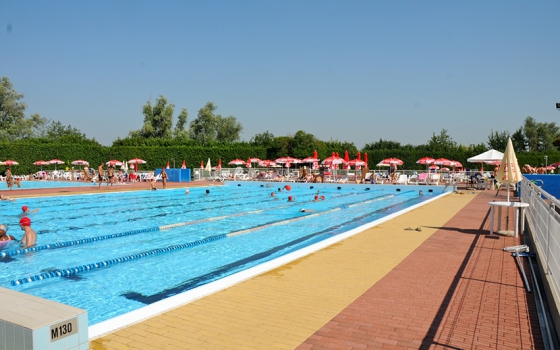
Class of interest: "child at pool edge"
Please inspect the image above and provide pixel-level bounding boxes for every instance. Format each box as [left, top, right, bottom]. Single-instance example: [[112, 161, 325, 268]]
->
[[0, 194, 16, 202], [19, 217, 36, 248]]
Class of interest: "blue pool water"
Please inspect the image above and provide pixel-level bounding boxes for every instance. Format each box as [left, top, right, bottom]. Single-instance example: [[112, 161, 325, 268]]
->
[[2, 180, 93, 190], [0, 182, 440, 325]]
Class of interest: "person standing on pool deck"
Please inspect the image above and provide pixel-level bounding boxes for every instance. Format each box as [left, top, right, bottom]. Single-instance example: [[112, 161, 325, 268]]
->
[[6, 168, 13, 190], [98, 163, 104, 189], [161, 167, 168, 189], [107, 166, 114, 187], [19, 217, 36, 248]]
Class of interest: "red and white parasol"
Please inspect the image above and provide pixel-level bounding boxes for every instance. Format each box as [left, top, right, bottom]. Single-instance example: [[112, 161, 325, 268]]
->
[[128, 158, 146, 164], [228, 159, 246, 166], [258, 160, 276, 167], [416, 157, 435, 165], [432, 158, 452, 167], [3, 160, 18, 166], [377, 158, 404, 166], [71, 160, 89, 166], [33, 160, 49, 171], [49, 159, 64, 170], [106, 160, 123, 167]]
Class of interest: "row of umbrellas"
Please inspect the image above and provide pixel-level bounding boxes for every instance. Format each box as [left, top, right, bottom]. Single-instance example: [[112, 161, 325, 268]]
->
[[226, 151, 369, 169], [2, 158, 149, 171]]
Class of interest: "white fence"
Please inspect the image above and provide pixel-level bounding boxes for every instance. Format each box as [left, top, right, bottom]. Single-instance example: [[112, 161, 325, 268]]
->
[[520, 177, 560, 341]]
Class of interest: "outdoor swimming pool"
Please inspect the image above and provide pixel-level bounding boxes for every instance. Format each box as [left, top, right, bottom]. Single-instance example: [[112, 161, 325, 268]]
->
[[2, 180, 93, 190], [0, 182, 446, 334]]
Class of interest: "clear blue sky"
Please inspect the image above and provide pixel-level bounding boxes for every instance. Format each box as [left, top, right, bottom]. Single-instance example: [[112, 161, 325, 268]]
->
[[1, 1, 559, 148]]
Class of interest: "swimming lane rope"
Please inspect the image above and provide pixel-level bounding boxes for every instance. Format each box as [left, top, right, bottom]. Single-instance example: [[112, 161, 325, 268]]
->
[[10, 190, 411, 286], [1, 190, 363, 259]]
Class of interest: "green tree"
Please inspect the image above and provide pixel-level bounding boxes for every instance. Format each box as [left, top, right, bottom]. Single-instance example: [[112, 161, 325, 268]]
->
[[426, 129, 457, 152], [216, 115, 243, 143], [173, 108, 189, 139], [522, 116, 559, 152], [291, 131, 319, 158], [0, 77, 51, 141], [189, 102, 242, 145], [511, 127, 526, 152], [130, 95, 175, 138], [250, 131, 275, 148], [487, 129, 510, 150], [363, 139, 402, 150], [189, 102, 218, 145]]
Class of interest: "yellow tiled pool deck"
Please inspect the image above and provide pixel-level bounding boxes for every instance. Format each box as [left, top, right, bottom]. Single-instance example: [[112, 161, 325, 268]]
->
[[3, 181, 543, 349]]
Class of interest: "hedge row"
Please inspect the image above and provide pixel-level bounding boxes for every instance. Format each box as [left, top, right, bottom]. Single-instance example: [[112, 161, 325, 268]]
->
[[1, 142, 558, 175]]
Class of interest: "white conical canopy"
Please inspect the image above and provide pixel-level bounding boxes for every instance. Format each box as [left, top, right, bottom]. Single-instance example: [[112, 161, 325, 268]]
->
[[467, 149, 504, 163]]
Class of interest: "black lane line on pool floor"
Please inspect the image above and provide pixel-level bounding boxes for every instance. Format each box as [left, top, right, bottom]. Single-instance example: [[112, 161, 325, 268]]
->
[[121, 195, 421, 304]]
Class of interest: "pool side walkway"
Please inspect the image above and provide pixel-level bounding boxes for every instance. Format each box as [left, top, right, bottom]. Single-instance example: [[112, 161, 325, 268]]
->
[[85, 188, 542, 349], [4, 181, 544, 349]]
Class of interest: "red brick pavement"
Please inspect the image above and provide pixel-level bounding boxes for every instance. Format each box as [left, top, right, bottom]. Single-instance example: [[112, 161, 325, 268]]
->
[[297, 190, 544, 350]]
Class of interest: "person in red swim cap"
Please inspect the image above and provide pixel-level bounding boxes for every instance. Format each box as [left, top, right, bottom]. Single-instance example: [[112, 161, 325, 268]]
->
[[314, 195, 319, 201], [287, 195, 294, 202], [19, 217, 36, 248], [20, 205, 39, 216]]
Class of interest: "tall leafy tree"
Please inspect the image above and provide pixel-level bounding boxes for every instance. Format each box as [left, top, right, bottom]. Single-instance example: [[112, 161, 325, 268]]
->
[[189, 102, 218, 145], [130, 95, 175, 138], [216, 115, 243, 143], [487, 129, 510, 150], [173, 108, 189, 139], [189, 102, 242, 144], [250, 131, 275, 147], [511, 127, 526, 152], [426, 129, 457, 152], [0, 77, 54, 141], [292, 131, 319, 158], [522, 116, 559, 152]]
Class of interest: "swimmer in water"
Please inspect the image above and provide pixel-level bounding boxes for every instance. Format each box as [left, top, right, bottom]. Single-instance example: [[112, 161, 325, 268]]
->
[[185, 189, 190, 194], [0, 224, 16, 248], [299, 208, 314, 212], [19, 217, 36, 248], [287, 195, 294, 202], [20, 205, 39, 216]]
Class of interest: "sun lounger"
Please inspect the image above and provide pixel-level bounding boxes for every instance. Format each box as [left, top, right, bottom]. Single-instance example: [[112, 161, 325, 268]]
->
[[396, 174, 408, 185], [427, 173, 440, 185], [417, 173, 429, 185]]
